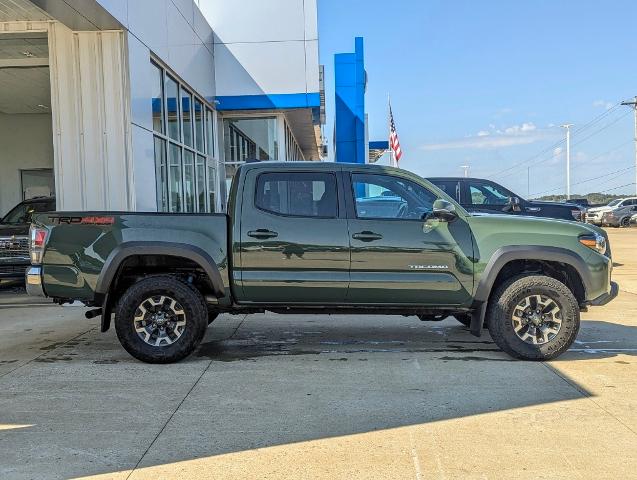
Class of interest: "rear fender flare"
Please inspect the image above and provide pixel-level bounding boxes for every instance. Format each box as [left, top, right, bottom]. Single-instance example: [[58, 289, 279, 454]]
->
[[470, 246, 592, 336], [96, 242, 225, 298]]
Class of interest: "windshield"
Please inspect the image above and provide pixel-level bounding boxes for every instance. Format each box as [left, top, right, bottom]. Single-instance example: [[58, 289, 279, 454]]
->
[[1, 201, 54, 225], [607, 200, 621, 207]]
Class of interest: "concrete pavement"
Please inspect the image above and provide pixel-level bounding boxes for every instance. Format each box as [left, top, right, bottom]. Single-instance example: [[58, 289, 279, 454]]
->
[[0, 229, 635, 479]]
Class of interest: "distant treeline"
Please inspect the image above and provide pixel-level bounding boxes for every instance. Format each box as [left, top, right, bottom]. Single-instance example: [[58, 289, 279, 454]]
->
[[534, 193, 626, 205]]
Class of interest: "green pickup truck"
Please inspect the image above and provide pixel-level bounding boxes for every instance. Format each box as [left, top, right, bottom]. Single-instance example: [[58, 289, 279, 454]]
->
[[26, 162, 617, 363]]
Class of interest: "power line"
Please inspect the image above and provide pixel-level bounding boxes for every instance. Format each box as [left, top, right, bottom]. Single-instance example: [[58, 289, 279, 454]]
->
[[488, 101, 627, 179], [496, 109, 633, 182], [529, 141, 633, 196], [570, 110, 632, 148], [600, 182, 636, 194]]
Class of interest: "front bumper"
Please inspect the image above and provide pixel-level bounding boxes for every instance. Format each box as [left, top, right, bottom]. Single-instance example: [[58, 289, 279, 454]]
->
[[25, 266, 45, 297], [590, 281, 619, 306]]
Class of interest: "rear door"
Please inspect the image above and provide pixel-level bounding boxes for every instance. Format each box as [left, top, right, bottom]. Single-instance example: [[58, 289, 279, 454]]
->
[[236, 169, 350, 304], [345, 171, 474, 306]]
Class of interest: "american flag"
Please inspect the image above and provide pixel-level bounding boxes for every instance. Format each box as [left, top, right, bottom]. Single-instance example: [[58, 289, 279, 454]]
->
[[389, 104, 403, 164]]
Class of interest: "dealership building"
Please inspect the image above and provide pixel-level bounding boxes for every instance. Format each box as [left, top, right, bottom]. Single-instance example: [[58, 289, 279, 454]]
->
[[0, 0, 324, 217]]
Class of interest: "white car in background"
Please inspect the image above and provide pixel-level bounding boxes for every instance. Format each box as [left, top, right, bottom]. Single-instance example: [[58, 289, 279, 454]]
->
[[586, 197, 637, 225]]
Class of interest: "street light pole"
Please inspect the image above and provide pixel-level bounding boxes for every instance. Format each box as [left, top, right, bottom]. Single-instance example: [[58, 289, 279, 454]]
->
[[560, 124, 573, 200], [461, 165, 470, 178], [621, 97, 637, 196]]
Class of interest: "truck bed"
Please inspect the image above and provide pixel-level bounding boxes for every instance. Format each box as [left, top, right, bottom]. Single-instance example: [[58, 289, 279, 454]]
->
[[33, 212, 230, 302]]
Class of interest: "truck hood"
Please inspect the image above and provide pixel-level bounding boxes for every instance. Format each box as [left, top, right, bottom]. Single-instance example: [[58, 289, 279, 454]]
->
[[0, 223, 29, 237], [467, 212, 605, 238]]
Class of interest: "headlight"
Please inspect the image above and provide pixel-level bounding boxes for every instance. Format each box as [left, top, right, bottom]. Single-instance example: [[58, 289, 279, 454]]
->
[[579, 233, 607, 255]]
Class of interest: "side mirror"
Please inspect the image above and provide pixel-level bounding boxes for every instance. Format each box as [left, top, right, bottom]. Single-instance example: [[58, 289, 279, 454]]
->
[[504, 196, 522, 212], [432, 199, 458, 222]]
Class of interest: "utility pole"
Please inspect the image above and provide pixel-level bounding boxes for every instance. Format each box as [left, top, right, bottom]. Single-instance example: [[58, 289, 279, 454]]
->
[[560, 124, 573, 200], [461, 165, 470, 178], [527, 167, 531, 198], [621, 96, 637, 196]]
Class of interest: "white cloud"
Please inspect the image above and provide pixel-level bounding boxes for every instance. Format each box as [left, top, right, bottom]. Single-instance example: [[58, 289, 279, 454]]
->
[[421, 122, 552, 151], [593, 99, 613, 110]]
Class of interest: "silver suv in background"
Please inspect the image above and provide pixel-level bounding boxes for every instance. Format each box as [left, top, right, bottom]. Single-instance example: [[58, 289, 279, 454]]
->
[[586, 197, 637, 225]]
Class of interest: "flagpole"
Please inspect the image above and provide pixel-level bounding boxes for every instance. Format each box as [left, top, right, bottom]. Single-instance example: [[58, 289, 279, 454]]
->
[[388, 95, 396, 167]]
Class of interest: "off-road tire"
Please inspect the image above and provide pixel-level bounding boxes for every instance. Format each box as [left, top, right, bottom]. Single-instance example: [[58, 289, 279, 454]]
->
[[487, 275, 580, 361], [115, 276, 208, 364]]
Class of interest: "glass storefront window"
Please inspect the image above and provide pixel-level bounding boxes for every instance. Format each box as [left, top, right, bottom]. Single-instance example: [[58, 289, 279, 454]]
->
[[166, 75, 180, 142], [154, 137, 168, 211], [152, 61, 219, 214], [195, 100, 204, 153], [182, 90, 193, 148], [183, 151, 195, 212], [196, 155, 206, 212], [151, 63, 164, 134], [206, 109, 215, 155], [223, 117, 278, 163], [168, 143, 182, 212]]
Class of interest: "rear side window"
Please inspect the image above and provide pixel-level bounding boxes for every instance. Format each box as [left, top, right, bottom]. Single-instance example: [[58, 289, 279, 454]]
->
[[430, 180, 460, 201], [255, 172, 338, 218]]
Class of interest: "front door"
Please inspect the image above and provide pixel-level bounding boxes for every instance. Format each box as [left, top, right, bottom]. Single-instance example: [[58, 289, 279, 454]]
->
[[346, 172, 474, 306], [237, 169, 350, 304]]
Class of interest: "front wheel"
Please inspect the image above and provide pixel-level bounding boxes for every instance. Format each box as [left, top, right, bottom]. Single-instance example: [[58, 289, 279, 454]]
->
[[487, 275, 580, 361], [115, 276, 208, 364]]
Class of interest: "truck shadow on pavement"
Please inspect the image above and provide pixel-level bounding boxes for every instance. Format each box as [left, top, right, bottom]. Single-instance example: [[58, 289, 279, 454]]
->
[[0, 314, 635, 479]]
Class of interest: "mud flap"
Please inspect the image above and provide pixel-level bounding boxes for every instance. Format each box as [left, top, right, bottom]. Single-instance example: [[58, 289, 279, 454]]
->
[[100, 293, 113, 333], [470, 302, 487, 337]]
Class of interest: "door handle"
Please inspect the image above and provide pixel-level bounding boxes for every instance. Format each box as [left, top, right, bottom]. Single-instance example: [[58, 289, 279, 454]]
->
[[352, 231, 383, 242], [248, 229, 279, 239]]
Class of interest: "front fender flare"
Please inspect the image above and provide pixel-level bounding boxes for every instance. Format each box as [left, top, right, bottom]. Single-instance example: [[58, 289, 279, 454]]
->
[[470, 246, 592, 337]]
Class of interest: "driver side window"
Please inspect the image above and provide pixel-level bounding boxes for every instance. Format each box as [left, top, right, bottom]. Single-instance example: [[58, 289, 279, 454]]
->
[[468, 181, 510, 206], [352, 173, 438, 220]]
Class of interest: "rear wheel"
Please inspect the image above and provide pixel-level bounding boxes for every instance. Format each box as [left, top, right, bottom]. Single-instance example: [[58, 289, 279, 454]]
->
[[620, 217, 631, 228], [487, 275, 579, 361], [115, 276, 208, 364]]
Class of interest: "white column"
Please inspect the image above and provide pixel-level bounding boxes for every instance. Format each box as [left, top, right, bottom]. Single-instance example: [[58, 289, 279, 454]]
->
[[49, 22, 134, 211]]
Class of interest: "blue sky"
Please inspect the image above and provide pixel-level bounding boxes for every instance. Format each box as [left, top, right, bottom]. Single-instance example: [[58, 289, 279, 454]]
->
[[318, 0, 637, 197]]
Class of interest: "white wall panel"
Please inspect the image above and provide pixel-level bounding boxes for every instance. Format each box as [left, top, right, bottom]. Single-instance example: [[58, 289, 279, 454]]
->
[[94, 0, 128, 27], [127, 0, 168, 59], [49, 22, 133, 211], [201, 0, 305, 44], [215, 41, 307, 96], [304, 0, 318, 41], [305, 39, 320, 92]]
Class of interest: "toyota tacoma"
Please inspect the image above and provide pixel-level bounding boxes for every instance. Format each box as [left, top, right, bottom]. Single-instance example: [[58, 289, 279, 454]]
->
[[26, 163, 617, 363]]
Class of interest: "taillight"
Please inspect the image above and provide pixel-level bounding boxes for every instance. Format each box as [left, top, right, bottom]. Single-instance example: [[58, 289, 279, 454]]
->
[[29, 225, 48, 264]]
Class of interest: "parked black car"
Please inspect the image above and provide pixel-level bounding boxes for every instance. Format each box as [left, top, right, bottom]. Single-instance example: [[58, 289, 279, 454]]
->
[[0, 197, 56, 281], [427, 177, 585, 222]]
